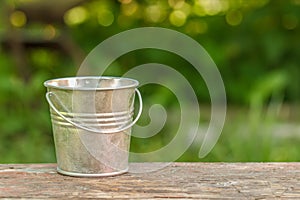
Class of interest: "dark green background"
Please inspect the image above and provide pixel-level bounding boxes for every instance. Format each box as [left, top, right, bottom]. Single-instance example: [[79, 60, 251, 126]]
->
[[0, 0, 299, 162]]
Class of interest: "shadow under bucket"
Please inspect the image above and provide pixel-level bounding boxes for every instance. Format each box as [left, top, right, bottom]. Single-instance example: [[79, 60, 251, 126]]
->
[[44, 76, 142, 177]]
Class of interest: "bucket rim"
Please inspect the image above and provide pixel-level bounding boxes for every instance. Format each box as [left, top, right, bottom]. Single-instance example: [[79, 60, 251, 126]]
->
[[44, 76, 139, 91]]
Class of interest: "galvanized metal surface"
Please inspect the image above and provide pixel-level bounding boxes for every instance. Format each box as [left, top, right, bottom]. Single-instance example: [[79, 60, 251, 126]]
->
[[44, 77, 141, 177]]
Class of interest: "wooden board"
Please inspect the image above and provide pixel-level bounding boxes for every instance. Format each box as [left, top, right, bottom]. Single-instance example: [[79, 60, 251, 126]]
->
[[0, 163, 299, 199]]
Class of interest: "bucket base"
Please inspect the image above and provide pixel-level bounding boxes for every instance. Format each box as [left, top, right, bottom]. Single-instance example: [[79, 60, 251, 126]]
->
[[57, 167, 128, 177]]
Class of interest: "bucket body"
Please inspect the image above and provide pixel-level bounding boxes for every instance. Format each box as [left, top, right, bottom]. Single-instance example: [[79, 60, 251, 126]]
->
[[44, 77, 140, 177]]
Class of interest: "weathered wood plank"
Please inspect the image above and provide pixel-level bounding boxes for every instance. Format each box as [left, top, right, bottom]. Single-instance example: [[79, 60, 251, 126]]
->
[[0, 163, 299, 199]]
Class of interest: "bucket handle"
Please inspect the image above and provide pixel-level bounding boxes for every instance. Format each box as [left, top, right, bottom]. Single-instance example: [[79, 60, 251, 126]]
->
[[45, 89, 143, 134]]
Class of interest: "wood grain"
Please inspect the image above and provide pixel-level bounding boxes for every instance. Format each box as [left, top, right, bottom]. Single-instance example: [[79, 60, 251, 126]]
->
[[0, 163, 299, 199]]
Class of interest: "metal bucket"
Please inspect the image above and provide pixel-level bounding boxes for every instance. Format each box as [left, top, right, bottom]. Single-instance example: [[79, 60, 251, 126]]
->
[[44, 76, 142, 177]]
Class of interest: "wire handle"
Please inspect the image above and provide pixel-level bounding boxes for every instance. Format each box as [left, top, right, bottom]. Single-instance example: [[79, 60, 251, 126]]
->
[[46, 89, 143, 134]]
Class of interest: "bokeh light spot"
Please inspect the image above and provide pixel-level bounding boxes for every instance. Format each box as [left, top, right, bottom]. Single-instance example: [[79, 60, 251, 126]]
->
[[44, 25, 56, 40], [119, 0, 132, 4], [169, 10, 187, 27], [194, 0, 230, 16], [98, 10, 114, 26], [10, 11, 27, 27], [145, 5, 166, 23], [193, 2, 206, 16], [199, 0, 222, 16], [179, 2, 192, 15], [121, 1, 139, 16], [64, 6, 88, 26], [168, 0, 185, 9], [225, 10, 243, 26]]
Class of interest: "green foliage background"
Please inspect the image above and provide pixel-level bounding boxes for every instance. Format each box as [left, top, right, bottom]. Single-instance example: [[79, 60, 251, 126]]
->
[[0, 0, 299, 163]]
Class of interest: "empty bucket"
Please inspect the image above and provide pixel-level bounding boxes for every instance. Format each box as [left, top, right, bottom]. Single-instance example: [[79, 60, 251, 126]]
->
[[44, 76, 142, 177]]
